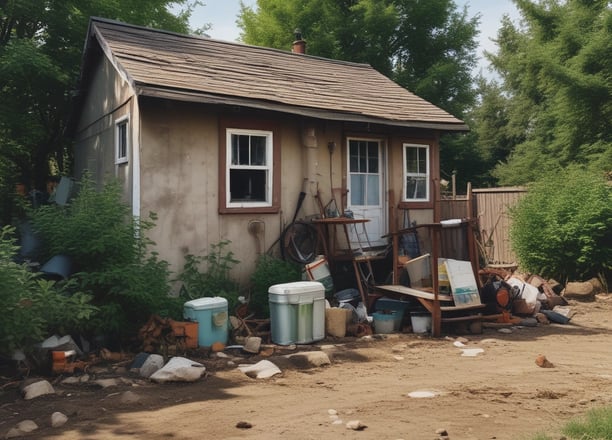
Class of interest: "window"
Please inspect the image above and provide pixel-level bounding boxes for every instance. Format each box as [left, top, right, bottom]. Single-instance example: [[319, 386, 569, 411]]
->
[[403, 143, 429, 201], [348, 139, 380, 206], [115, 116, 129, 164], [226, 129, 273, 208]]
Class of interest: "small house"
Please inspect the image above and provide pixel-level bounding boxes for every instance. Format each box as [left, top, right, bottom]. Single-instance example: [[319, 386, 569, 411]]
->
[[72, 17, 468, 284]]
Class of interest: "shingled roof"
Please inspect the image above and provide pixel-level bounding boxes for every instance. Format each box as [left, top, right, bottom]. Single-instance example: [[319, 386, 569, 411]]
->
[[82, 17, 468, 131]]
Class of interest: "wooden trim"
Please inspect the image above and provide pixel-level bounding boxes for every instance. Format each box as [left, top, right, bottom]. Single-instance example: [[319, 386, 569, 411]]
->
[[218, 117, 281, 214]]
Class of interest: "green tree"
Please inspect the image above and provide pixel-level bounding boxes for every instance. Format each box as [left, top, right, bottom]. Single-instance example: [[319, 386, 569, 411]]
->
[[482, 0, 611, 185], [0, 0, 196, 224], [238, 0, 481, 190]]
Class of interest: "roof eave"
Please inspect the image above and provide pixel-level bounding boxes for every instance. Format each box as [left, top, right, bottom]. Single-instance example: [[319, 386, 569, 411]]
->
[[136, 86, 470, 132]]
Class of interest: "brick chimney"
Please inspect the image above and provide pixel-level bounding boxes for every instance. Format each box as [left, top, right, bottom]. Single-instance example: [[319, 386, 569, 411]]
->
[[292, 28, 306, 54]]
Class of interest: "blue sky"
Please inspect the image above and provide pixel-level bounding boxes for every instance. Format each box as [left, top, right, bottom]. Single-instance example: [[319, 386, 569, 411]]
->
[[180, 0, 521, 76]]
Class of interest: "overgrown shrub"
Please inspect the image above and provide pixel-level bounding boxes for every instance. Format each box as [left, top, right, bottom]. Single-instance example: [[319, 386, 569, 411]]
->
[[0, 226, 97, 356], [509, 167, 611, 284], [177, 240, 241, 312], [29, 176, 180, 340], [250, 255, 302, 318]]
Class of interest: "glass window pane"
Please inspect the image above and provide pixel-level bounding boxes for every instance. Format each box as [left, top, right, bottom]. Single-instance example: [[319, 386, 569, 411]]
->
[[417, 147, 426, 173], [251, 136, 266, 165], [406, 176, 427, 199], [359, 142, 366, 172], [230, 169, 267, 202], [350, 174, 365, 205], [405, 147, 417, 173], [236, 135, 250, 165], [349, 141, 359, 172], [366, 175, 379, 205]]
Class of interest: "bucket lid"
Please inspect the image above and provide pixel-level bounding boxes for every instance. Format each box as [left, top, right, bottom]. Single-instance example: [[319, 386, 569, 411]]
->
[[268, 281, 324, 295], [184, 296, 228, 310]]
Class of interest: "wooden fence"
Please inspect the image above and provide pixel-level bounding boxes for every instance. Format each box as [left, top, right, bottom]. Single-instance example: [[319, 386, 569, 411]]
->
[[440, 186, 527, 264]]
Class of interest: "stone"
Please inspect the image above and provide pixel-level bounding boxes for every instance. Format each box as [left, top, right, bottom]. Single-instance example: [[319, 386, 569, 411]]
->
[[7, 420, 39, 437], [237, 360, 281, 379], [243, 337, 262, 354], [563, 281, 595, 301], [285, 351, 331, 368], [236, 421, 252, 429], [346, 420, 367, 430], [51, 412, 68, 428], [535, 354, 555, 368], [139, 354, 164, 378], [120, 391, 141, 404], [498, 328, 513, 334], [391, 344, 407, 352], [150, 357, 206, 383], [61, 376, 80, 385], [436, 428, 448, 436], [455, 336, 469, 344], [94, 378, 120, 388], [22, 380, 55, 400]]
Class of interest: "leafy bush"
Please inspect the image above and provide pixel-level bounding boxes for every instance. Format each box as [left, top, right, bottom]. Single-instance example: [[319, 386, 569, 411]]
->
[[509, 167, 611, 283], [29, 175, 180, 340], [177, 240, 241, 311], [250, 255, 302, 318], [0, 226, 97, 356]]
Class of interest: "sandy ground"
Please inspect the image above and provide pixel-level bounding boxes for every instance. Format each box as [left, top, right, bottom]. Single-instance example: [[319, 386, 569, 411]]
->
[[2, 295, 612, 440]]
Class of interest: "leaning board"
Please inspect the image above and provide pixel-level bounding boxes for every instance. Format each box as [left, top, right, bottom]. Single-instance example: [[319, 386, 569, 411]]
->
[[444, 259, 482, 307]]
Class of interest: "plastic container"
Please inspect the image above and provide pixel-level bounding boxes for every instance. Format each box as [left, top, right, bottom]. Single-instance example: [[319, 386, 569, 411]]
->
[[404, 253, 432, 288], [375, 298, 412, 331], [372, 312, 396, 334], [268, 281, 325, 345], [410, 312, 432, 334], [183, 297, 228, 347]]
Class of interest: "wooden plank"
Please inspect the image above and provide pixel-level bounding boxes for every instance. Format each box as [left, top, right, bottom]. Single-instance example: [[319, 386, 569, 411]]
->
[[375, 285, 454, 302]]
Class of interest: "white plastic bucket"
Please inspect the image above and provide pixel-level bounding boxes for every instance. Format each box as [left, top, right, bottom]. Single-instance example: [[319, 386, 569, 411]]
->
[[410, 312, 432, 334]]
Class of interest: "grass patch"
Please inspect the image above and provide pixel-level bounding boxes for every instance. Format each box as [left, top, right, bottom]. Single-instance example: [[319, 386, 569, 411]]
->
[[528, 406, 612, 440]]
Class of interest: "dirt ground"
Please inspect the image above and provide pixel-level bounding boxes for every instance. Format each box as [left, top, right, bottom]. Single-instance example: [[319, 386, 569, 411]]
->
[[2, 294, 612, 440]]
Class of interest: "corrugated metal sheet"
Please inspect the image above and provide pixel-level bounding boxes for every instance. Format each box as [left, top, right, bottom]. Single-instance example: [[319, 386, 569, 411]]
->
[[86, 18, 468, 131]]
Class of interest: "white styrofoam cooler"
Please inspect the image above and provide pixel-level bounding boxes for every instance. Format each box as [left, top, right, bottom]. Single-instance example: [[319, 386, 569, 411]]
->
[[268, 281, 325, 345], [183, 297, 228, 347]]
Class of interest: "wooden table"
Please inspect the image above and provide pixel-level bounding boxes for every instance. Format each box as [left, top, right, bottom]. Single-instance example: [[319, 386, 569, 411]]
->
[[311, 217, 370, 263]]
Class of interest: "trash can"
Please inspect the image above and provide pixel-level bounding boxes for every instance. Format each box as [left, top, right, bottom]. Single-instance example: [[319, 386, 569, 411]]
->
[[268, 281, 325, 345], [183, 297, 228, 347]]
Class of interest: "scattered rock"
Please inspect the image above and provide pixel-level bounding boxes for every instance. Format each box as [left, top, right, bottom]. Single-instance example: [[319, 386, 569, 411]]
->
[[22, 380, 55, 400], [150, 357, 206, 383], [498, 328, 513, 334], [563, 281, 595, 302], [435, 428, 448, 436], [346, 420, 367, 431], [6, 420, 38, 438], [237, 360, 281, 379], [236, 421, 252, 429], [94, 378, 120, 388], [120, 390, 141, 404], [285, 351, 331, 368], [455, 336, 469, 344], [328, 409, 338, 415], [139, 354, 164, 378], [215, 352, 229, 358], [535, 354, 555, 368], [61, 376, 80, 385], [243, 337, 262, 354], [407, 390, 438, 398], [51, 412, 68, 428]]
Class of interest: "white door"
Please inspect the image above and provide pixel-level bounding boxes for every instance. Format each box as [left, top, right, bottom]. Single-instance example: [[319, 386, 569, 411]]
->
[[347, 138, 386, 248]]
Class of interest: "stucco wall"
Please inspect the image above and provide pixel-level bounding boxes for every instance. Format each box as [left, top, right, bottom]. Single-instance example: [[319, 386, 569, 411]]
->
[[139, 101, 333, 285]]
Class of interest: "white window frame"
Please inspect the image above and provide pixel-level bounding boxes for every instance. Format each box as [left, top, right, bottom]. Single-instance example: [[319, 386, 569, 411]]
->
[[115, 115, 129, 165], [403, 143, 430, 202], [226, 128, 273, 208]]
